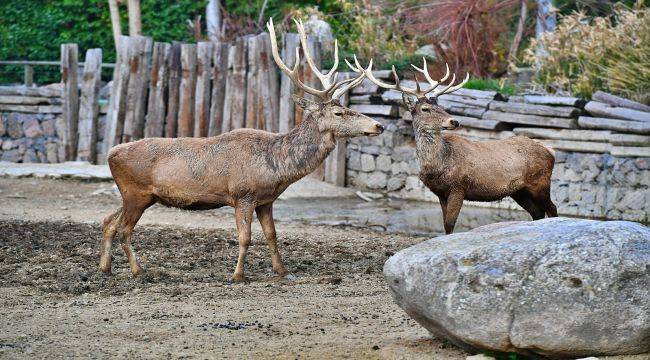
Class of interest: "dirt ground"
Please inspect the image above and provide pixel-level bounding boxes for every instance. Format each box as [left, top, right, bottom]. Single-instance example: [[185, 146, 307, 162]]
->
[[0, 178, 469, 359]]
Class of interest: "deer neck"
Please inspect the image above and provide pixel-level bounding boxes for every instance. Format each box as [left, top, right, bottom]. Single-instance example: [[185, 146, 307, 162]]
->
[[413, 124, 448, 174], [269, 115, 336, 182]]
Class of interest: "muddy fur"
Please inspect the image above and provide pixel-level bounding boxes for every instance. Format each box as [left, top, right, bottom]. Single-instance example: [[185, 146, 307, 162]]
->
[[100, 97, 383, 282]]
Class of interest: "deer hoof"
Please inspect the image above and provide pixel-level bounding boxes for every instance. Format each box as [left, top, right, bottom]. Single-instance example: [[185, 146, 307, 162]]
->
[[232, 272, 246, 283], [274, 266, 288, 277], [131, 266, 144, 278]]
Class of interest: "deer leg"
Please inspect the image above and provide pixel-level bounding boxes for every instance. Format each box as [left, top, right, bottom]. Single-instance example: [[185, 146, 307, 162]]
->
[[99, 207, 122, 274], [255, 203, 287, 277], [443, 191, 464, 234], [118, 195, 153, 277], [233, 201, 255, 282], [534, 187, 558, 218], [511, 190, 545, 220]]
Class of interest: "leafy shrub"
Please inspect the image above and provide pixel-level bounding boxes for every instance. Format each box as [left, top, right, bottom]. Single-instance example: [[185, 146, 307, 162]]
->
[[0, 0, 207, 84], [464, 78, 517, 95], [525, 3, 649, 103]]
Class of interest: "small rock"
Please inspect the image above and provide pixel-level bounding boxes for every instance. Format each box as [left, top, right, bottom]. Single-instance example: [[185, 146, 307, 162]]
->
[[1, 150, 22, 162], [41, 119, 56, 137], [360, 154, 375, 172], [376, 155, 392, 172], [6, 113, 24, 138], [23, 118, 43, 138]]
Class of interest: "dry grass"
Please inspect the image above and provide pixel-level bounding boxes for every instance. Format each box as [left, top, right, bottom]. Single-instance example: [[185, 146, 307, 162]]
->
[[525, 3, 650, 103]]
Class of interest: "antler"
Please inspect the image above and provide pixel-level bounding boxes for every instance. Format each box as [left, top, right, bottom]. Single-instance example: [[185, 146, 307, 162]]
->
[[346, 56, 469, 100], [266, 18, 366, 101]]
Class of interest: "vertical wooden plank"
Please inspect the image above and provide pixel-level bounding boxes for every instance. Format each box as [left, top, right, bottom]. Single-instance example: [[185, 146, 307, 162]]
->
[[257, 32, 279, 133], [279, 33, 299, 133], [60, 43, 79, 161], [178, 43, 197, 137], [208, 43, 229, 136], [24, 65, 34, 87], [77, 48, 102, 163], [194, 41, 213, 137], [165, 42, 182, 137], [144, 42, 171, 138], [122, 35, 153, 143], [245, 35, 259, 129], [303, 37, 324, 179], [103, 36, 131, 161], [222, 36, 247, 132], [324, 75, 350, 186]]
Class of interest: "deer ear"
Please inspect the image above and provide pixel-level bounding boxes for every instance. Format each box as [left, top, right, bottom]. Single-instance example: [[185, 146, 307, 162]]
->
[[292, 95, 319, 111], [402, 93, 417, 112]]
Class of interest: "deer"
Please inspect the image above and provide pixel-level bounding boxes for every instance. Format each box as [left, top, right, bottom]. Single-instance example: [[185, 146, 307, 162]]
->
[[348, 57, 557, 234], [99, 18, 384, 282]]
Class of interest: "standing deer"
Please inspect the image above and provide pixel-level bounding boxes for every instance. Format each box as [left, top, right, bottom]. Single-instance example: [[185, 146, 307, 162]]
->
[[99, 19, 384, 282], [349, 57, 557, 234]]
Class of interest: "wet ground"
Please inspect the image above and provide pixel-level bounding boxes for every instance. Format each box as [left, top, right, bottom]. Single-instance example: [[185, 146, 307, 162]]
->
[[0, 178, 529, 359]]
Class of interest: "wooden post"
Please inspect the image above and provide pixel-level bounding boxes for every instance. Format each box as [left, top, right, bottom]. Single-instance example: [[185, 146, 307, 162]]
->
[[144, 42, 171, 138], [24, 65, 34, 87], [222, 36, 247, 132], [194, 41, 213, 137], [178, 43, 197, 137], [279, 33, 299, 133], [77, 48, 102, 163], [257, 32, 279, 133], [245, 35, 259, 129], [122, 35, 153, 143], [208, 43, 229, 136], [324, 74, 349, 186], [61, 43, 80, 161], [278, 33, 299, 133], [165, 42, 182, 137], [103, 36, 131, 161]]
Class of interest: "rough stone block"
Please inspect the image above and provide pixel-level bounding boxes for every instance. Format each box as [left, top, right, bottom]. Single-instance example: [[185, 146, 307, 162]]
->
[[1, 150, 21, 162], [0, 114, 6, 136], [392, 145, 415, 162], [41, 119, 56, 137], [6, 113, 24, 138], [23, 118, 43, 138], [386, 175, 406, 191], [347, 150, 361, 171], [376, 155, 391, 172], [360, 154, 375, 172]]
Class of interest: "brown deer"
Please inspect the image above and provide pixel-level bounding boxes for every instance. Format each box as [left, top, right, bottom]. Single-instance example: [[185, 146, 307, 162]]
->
[[99, 19, 384, 282], [349, 57, 557, 234]]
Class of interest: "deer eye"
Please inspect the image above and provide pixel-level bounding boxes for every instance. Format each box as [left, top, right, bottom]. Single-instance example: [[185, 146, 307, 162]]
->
[[333, 110, 343, 116]]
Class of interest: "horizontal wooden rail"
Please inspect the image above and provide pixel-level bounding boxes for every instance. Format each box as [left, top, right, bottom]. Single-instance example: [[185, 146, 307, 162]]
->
[[0, 60, 115, 68]]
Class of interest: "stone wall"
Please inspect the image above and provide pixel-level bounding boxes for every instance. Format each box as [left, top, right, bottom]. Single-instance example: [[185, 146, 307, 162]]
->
[[343, 73, 650, 223], [0, 112, 64, 163]]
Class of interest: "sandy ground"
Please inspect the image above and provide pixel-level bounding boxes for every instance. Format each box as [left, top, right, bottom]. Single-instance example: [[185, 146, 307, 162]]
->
[[0, 178, 469, 359]]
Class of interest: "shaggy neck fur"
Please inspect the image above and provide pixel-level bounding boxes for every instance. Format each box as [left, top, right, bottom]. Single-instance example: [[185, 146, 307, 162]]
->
[[413, 119, 448, 175], [269, 113, 336, 182]]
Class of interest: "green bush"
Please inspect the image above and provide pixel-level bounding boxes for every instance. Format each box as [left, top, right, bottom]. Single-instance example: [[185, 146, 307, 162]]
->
[[464, 78, 517, 95], [0, 0, 207, 84]]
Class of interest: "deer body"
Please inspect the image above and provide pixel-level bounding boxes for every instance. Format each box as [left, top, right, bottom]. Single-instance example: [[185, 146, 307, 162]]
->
[[349, 56, 557, 234], [100, 18, 383, 281]]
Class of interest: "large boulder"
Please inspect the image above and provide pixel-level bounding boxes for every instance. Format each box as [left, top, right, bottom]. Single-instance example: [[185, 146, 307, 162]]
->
[[384, 218, 649, 358]]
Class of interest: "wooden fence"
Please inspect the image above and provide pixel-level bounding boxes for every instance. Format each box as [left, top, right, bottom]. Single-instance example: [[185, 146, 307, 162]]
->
[[57, 33, 347, 185]]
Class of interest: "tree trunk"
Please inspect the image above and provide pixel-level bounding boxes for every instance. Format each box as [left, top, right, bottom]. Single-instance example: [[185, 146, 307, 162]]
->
[[508, 0, 528, 67], [108, 0, 122, 50], [128, 0, 142, 36], [206, 0, 221, 42]]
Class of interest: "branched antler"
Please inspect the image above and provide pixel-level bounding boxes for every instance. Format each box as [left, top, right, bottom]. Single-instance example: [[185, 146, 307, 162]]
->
[[267, 18, 367, 101], [346, 56, 469, 100]]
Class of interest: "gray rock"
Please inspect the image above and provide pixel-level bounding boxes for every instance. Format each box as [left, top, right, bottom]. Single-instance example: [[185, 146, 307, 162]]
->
[[360, 154, 375, 172], [1, 150, 22, 162], [392, 145, 415, 162], [2, 139, 13, 151], [386, 175, 406, 192], [360, 145, 382, 155], [23, 117, 43, 138], [348, 151, 361, 171], [22, 149, 39, 163], [365, 171, 387, 189], [41, 119, 56, 137], [0, 114, 6, 136], [376, 155, 392, 172], [414, 44, 437, 60], [384, 218, 650, 358], [6, 113, 24, 138]]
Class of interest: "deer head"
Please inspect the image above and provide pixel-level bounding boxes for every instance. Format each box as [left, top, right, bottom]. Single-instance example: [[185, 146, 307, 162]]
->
[[267, 18, 384, 137], [348, 56, 469, 133]]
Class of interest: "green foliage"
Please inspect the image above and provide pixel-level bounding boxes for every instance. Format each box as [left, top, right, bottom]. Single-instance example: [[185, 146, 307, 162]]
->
[[0, 0, 207, 84], [464, 78, 517, 95]]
